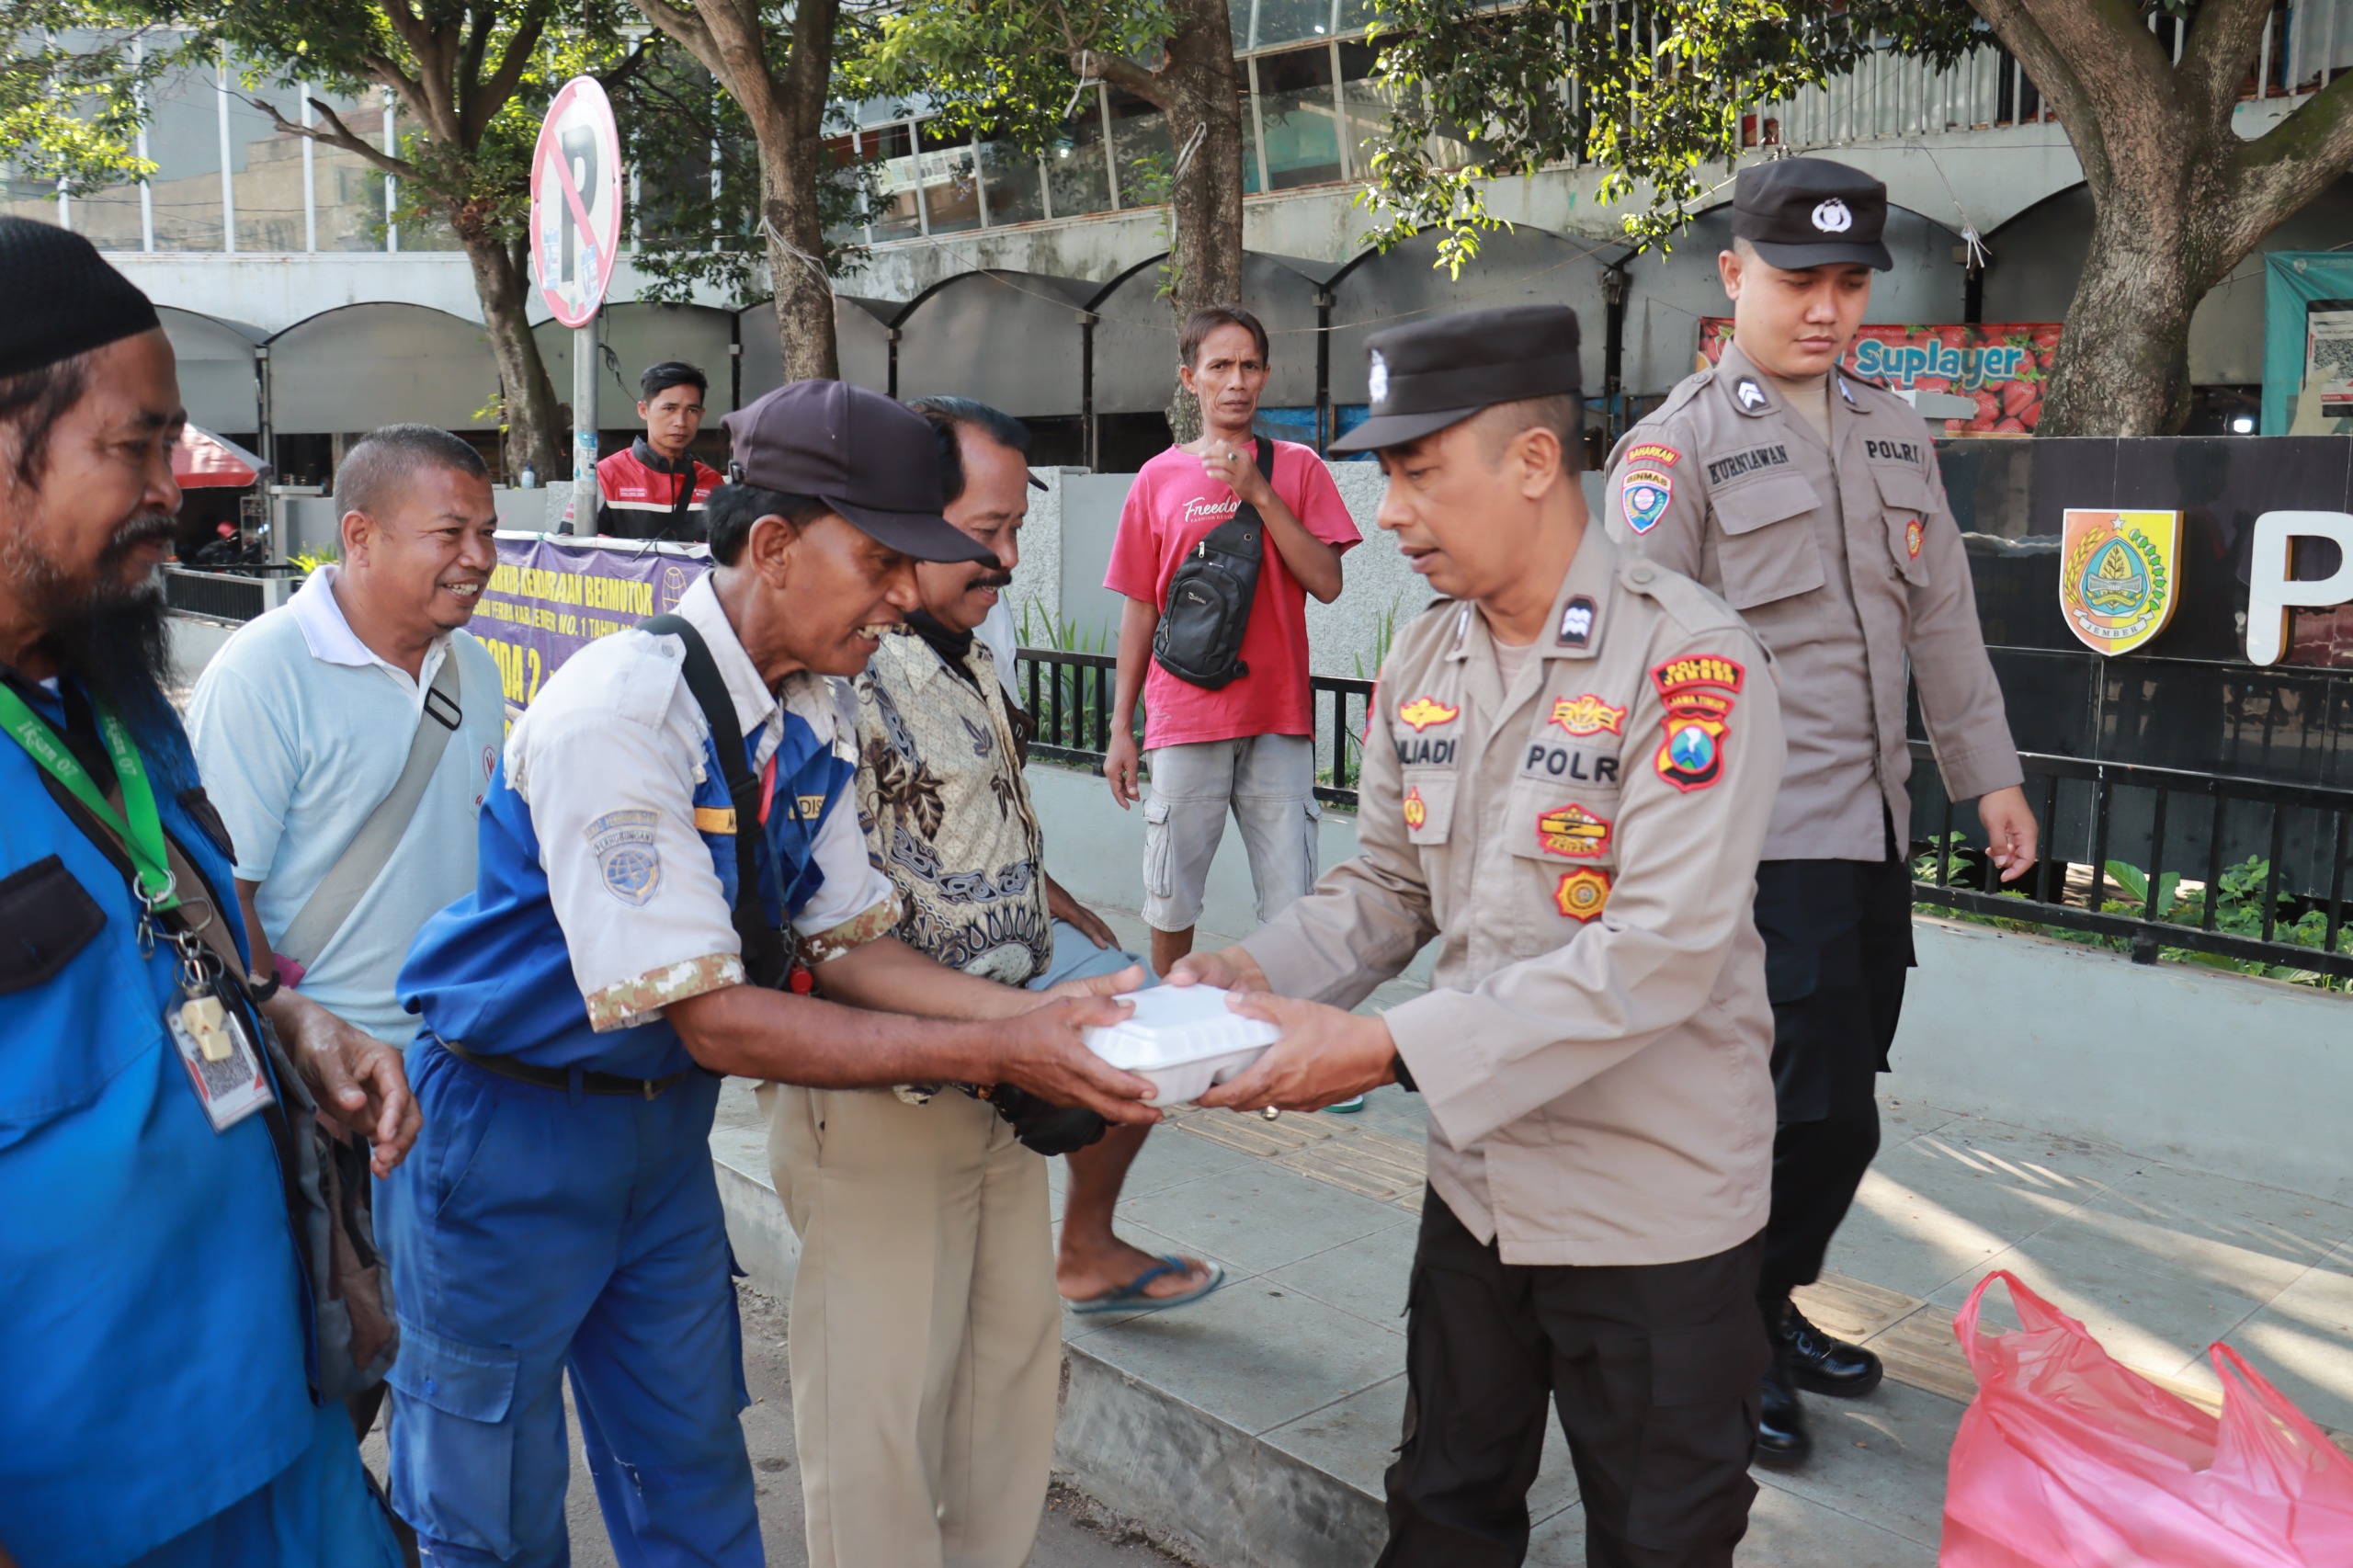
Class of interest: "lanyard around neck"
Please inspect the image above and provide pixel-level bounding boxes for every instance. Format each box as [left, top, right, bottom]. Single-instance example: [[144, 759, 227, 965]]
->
[[0, 684, 179, 910]]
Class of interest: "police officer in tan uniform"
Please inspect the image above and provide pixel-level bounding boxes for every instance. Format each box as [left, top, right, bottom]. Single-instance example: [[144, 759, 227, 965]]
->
[[1603, 159, 2039, 1465], [1174, 304, 1788, 1568]]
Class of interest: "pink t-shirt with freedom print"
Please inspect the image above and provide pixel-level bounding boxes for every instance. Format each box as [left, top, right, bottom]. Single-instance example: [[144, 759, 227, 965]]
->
[[1105, 437, 1361, 750]]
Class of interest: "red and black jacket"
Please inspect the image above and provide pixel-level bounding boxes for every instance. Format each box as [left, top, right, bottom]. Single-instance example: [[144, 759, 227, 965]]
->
[[594, 439, 722, 540]]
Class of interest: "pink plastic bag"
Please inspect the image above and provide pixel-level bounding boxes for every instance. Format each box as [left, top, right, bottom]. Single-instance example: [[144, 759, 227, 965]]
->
[[1941, 1271, 2353, 1566]]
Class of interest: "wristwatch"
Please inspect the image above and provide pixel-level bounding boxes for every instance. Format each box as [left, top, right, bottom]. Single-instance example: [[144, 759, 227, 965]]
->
[[245, 969, 282, 1005], [1391, 1051, 1417, 1094]]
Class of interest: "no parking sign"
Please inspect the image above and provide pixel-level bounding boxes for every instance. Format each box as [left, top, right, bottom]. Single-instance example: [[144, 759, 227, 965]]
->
[[530, 77, 622, 329]]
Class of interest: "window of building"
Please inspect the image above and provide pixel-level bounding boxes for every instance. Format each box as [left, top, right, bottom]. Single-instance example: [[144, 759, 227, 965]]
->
[[312, 90, 386, 253], [1256, 45, 1342, 189], [1253, 0, 1336, 51], [1045, 99, 1114, 219], [915, 121, 983, 234], [226, 76, 307, 251], [147, 62, 223, 251], [978, 134, 1046, 225], [1107, 85, 1170, 208], [866, 121, 924, 242], [1337, 40, 1404, 176]]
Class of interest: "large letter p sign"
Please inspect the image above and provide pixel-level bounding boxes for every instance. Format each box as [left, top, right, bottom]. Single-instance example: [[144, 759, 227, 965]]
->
[[2247, 511, 2353, 665]]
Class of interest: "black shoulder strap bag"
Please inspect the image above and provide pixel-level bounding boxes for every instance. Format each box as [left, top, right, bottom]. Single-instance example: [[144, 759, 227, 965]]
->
[[1151, 436, 1278, 690], [642, 614, 790, 988]]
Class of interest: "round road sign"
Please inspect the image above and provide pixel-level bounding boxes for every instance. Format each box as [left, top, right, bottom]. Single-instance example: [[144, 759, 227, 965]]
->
[[530, 77, 623, 328]]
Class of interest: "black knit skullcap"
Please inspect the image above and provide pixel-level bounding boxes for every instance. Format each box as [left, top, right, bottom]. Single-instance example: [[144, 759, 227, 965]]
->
[[0, 218, 161, 379]]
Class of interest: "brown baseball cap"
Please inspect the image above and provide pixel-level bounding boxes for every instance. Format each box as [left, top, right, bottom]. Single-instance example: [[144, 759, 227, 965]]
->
[[721, 380, 995, 564]]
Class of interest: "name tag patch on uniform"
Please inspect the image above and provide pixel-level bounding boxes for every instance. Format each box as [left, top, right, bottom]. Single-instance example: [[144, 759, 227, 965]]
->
[[1397, 696, 1461, 732], [1705, 444, 1789, 484], [1549, 693, 1627, 737], [1524, 744, 1620, 784], [1905, 517, 1924, 559], [797, 792, 828, 821], [1866, 438, 1921, 463], [1397, 736, 1458, 767], [1620, 468, 1674, 534], [1536, 803, 1610, 859], [1552, 869, 1610, 921], [1403, 787, 1427, 830], [1649, 656, 1745, 794], [586, 809, 662, 906], [1556, 596, 1597, 649]]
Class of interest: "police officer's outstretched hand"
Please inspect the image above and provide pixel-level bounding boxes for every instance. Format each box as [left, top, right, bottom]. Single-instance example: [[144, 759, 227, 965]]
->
[[1197, 993, 1396, 1115], [990, 984, 1164, 1126]]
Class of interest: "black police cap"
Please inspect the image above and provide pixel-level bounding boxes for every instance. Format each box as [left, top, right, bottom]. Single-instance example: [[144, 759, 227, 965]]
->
[[1329, 303, 1581, 454], [1732, 158, 1893, 272]]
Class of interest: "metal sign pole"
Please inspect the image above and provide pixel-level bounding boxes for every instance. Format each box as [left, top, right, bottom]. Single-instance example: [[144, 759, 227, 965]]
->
[[574, 312, 599, 518]]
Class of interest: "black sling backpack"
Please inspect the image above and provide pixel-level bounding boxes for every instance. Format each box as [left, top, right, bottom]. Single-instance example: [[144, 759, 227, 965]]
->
[[1152, 436, 1278, 691]]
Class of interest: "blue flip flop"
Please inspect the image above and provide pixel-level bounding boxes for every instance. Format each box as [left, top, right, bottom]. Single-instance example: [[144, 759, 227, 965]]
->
[[1068, 1256, 1227, 1316]]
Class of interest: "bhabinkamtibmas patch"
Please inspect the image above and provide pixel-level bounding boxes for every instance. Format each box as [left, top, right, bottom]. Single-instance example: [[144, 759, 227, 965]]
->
[[1621, 467, 1674, 534], [587, 809, 662, 905], [1536, 802, 1610, 859], [1649, 655, 1745, 794]]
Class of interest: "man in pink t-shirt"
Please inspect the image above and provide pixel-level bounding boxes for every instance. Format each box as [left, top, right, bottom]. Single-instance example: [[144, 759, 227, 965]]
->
[[1057, 308, 1360, 1312]]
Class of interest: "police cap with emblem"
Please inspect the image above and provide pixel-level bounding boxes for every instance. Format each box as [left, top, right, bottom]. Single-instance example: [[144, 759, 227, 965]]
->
[[1328, 303, 1581, 454], [1732, 158, 1892, 272], [721, 379, 994, 563]]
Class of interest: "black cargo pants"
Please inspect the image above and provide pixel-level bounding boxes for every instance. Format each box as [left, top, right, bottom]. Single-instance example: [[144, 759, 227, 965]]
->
[[1376, 1192, 1768, 1568], [1751, 846, 1915, 1307]]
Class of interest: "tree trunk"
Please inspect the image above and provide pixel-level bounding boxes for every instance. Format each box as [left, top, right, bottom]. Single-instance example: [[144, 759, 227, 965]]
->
[[753, 104, 838, 382], [2037, 178, 2212, 437], [459, 222, 563, 479]]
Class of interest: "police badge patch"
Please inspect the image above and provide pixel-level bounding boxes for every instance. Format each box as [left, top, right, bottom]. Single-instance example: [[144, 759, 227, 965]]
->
[[1620, 467, 1674, 534], [1648, 655, 1745, 794], [586, 809, 662, 905]]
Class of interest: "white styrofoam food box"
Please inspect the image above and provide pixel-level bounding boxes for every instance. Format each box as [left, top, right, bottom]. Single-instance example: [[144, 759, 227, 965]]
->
[[1081, 984, 1280, 1105]]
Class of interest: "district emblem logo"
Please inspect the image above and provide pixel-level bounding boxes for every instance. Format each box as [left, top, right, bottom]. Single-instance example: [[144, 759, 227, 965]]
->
[[1397, 695, 1461, 732], [1403, 786, 1427, 831], [1905, 517, 1924, 559], [585, 809, 662, 907], [1549, 693, 1628, 737], [1621, 467, 1674, 534], [1650, 655, 1745, 794], [1552, 869, 1611, 922], [2058, 509, 2181, 656], [1536, 803, 1610, 859]]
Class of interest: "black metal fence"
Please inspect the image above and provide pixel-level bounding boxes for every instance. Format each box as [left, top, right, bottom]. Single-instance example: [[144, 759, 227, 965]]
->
[[1017, 648, 2353, 983]]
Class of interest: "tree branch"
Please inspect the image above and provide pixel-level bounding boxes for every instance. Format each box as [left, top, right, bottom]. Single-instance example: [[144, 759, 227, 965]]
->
[[630, 0, 726, 87], [2223, 62, 2353, 254], [2010, 0, 2177, 127], [2178, 0, 2278, 128], [251, 95, 422, 185], [1968, 0, 2113, 180], [1084, 47, 1165, 108], [462, 9, 549, 145]]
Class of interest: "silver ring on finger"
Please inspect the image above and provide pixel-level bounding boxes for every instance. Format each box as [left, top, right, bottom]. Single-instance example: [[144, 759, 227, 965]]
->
[[1262, 1106, 1281, 1121]]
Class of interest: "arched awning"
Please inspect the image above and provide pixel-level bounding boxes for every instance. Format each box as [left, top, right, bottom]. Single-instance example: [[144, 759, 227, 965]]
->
[[893, 271, 1096, 417], [267, 303, 501, 434], [738, 297, 897, 402], [1086, 252, 1337, 414], [156, 306, 265, 434], [533, 301, 740, 418], [174, 425, 269, 489]]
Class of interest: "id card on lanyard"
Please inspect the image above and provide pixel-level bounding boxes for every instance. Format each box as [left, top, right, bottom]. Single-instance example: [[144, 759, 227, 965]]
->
[[0, 685, 276, 1131]]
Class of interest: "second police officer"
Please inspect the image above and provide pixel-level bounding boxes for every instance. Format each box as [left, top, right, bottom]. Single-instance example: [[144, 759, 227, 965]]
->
[[1603, 157, 2038, 1465], [1174, 303, 1790, 1566], [382, 380, 1156, 1566]]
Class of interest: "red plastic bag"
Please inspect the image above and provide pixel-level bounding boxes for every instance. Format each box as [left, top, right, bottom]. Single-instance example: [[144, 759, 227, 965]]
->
[[1941, 1271, 2353, 1566]]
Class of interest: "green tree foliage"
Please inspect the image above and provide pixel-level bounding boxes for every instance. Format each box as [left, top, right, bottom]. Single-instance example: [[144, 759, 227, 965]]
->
[[0, 5, 165, 190]]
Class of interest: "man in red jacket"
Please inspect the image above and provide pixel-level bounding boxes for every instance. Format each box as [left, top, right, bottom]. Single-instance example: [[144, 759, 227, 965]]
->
[[594, 360, 722, 540]]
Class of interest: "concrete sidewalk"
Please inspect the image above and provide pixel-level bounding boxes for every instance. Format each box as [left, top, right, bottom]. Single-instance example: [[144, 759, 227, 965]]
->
[[713, 907, 2353, 1567]]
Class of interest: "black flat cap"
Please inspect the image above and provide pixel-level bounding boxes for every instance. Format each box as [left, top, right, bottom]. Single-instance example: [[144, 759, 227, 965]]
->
[[0, 218, 161, 378], [1330, 303, 1582, 454], [1732, 158, 1893, 271], [721, 381, 995, 563]]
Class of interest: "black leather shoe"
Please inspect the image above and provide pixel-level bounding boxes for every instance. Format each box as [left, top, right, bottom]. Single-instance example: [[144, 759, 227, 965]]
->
[[1779, 1301, 1885, 1398], [1755, 1351, 1812, 1468]]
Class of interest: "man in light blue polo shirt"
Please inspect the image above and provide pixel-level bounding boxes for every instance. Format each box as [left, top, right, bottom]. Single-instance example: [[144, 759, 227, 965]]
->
[[190, 424, 506, 1051]]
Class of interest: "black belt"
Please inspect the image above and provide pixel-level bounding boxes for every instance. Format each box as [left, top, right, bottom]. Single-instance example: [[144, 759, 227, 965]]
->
[[438, 1037, 698, 1100]]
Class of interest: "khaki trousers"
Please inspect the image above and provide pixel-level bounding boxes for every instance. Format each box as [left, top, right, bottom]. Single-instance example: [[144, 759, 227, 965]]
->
[[763, 1084, 1059, 1568]]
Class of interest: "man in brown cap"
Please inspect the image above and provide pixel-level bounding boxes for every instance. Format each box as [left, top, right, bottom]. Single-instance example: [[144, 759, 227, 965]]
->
[[1174, 302, 1787, 1567], [384, 378, 1156, 1566], [0, 218, 412, 1565], [1603, 156, 2036, 1465]]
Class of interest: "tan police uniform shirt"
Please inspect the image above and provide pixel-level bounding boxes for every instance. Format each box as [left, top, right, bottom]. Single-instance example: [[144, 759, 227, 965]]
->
[[1238, 530, 1786, 1267], [1602, 339, 2021, 862]]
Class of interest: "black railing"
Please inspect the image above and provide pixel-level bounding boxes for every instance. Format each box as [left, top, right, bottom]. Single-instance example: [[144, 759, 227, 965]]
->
[[1017, 648, 1376, 804], [1912, 742, 2353, 983]]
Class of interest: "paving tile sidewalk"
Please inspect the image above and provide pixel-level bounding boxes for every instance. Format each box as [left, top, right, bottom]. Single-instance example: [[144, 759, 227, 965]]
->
[[713, 905, 2353, 1565]]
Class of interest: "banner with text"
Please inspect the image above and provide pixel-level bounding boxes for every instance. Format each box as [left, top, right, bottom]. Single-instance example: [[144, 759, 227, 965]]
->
[[1698, 319, 2061, 435], [475, 534, 710, 717]]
